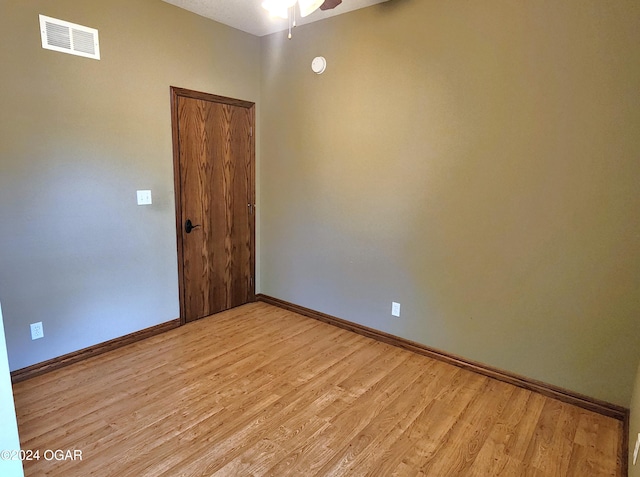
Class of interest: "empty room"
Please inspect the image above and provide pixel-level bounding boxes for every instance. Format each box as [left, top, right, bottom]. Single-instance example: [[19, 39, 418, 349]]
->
[[1, 0, 639, 475]]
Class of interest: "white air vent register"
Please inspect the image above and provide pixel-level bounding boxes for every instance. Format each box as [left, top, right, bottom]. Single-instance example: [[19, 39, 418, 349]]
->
[[39, 14, 100, 60]]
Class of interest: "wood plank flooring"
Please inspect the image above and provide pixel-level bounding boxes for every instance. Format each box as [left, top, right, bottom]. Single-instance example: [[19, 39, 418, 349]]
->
[[12, 302, 623, 476]]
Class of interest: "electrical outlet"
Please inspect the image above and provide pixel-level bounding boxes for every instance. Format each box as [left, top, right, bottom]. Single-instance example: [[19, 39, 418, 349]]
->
[[634, 433, 640, 465], [30, 322, 44, 340], [136, 190, 152, 205], [391, 302, 401, 317]]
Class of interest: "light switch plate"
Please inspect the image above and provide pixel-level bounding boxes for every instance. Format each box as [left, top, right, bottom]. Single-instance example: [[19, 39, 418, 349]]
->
[[137, 190, 152, 205], [633, 433, 640, 465]]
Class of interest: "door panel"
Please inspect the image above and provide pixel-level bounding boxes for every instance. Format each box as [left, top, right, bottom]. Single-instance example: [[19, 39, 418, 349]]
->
[[172, 88, 255, 323]]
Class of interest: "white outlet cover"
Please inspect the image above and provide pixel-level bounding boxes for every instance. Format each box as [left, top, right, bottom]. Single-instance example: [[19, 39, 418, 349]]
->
[[392, 302, 401, 317], [137, 190, 152, 205], [30, 322, 44, 340]]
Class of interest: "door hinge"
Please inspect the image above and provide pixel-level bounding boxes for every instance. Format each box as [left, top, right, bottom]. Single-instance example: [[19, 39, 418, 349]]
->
[[248, 203, 256, 215], [249, 127, 253, 137], [249, 276, 254, 288]]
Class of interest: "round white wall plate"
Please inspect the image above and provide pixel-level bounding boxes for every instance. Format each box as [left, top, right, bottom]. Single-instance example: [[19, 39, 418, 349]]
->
[[311, 56, 327, 74]]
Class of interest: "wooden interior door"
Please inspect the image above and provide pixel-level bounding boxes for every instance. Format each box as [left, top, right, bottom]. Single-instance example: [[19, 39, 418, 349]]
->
[[171, 87, 255, 323]]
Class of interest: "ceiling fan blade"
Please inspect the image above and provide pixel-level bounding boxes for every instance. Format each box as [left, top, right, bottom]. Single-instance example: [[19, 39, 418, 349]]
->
[[299, 0, 324, 17], [320, 0, 342, 10]]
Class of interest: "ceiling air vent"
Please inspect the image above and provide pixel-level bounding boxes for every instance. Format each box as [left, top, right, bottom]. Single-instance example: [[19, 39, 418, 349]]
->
[[39, 14, 100, 60]]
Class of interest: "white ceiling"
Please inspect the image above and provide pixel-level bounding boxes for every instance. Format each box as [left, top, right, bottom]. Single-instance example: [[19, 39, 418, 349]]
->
[[162, 0, 390, 37]]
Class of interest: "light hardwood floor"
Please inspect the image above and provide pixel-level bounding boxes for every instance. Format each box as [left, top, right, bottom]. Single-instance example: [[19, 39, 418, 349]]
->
[[13, 302, 623, 476]]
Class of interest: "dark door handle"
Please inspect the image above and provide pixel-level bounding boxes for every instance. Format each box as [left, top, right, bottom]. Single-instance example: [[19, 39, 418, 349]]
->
[[185, 219, 201, 234]]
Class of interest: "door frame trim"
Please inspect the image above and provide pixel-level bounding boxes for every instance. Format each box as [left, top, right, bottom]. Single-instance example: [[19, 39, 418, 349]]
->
[[170, 86, 256, 325]]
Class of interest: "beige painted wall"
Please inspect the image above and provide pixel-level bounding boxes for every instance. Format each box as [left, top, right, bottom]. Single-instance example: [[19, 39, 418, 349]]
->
[[260, 0, 640, 405], [0, 0, 260, 370]]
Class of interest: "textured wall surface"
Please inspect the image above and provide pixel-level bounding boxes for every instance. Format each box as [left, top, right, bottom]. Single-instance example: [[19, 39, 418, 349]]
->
[[0, 0, 260, 370], [260, 0, 640, 406]]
